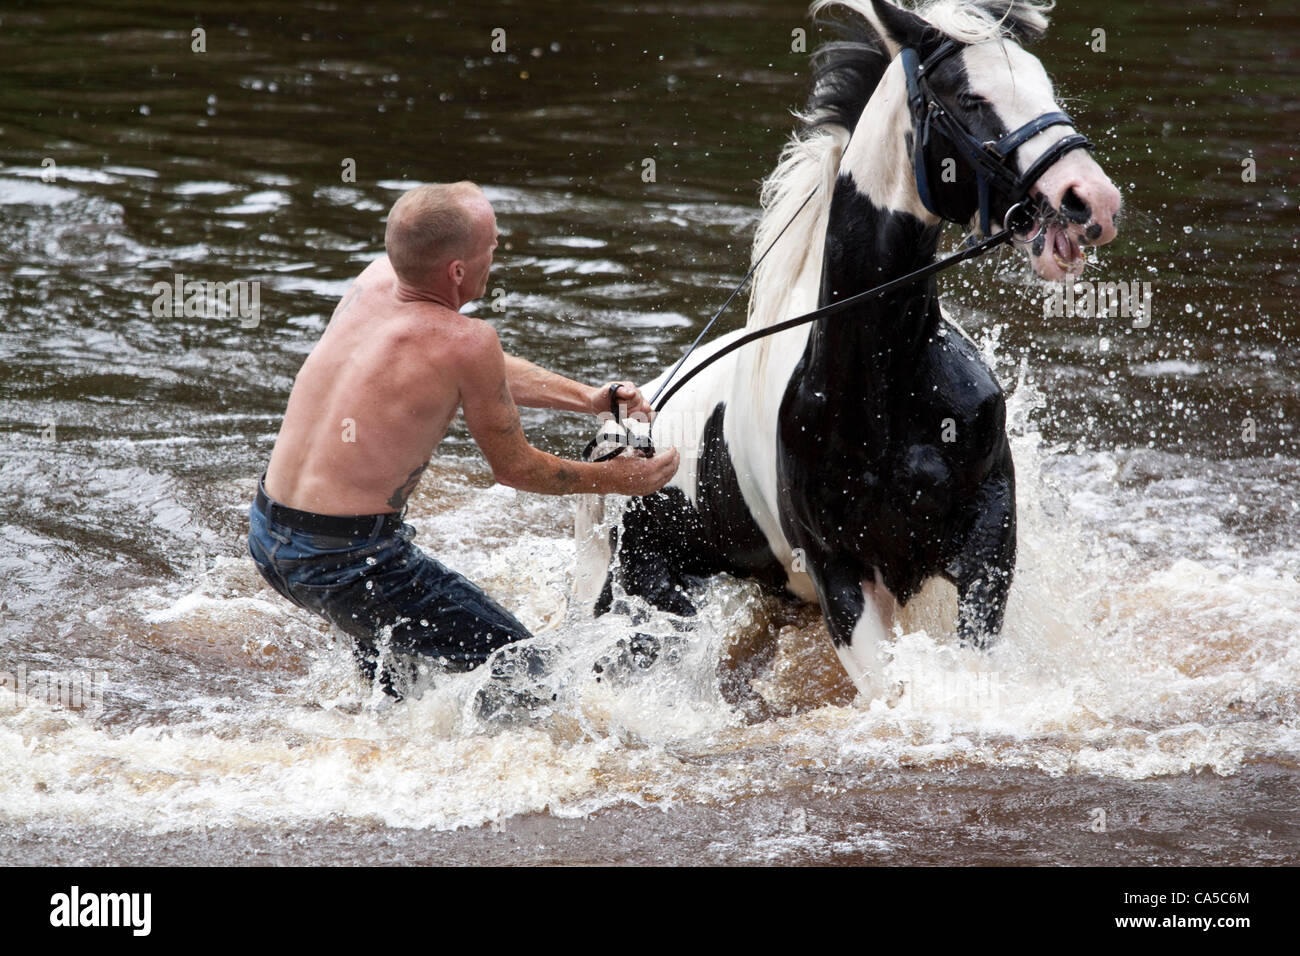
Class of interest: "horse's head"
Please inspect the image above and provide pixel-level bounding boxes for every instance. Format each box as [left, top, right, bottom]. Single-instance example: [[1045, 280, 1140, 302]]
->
[[829, 0, 1121, 281]]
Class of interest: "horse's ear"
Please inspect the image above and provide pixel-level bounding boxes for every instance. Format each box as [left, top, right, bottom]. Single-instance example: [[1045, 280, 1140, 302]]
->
[[862, 0, 935, 57]]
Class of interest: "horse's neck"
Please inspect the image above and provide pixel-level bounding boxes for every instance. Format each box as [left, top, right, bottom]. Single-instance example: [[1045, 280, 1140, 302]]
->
[[802, 62, 945, 385], [805, 172, 944, 391]]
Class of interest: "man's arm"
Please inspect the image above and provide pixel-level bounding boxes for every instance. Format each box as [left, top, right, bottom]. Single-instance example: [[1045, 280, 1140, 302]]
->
[[504, 354, 654, 420], [464, 329, 678, 496], [503, 354, 591, 412]]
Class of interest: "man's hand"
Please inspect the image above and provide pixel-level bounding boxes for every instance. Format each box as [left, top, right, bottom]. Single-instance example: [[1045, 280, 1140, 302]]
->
[[591, 381, 654, 421], [600, 446, 680, 496]]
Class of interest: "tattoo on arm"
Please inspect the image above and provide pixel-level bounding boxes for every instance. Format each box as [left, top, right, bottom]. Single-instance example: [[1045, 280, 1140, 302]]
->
[[387, 460, 429, 511], [497, 381, 522, 437]]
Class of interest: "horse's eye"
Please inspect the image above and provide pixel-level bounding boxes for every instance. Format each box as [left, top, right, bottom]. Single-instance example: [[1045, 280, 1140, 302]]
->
[[956, 93, 983, 110]]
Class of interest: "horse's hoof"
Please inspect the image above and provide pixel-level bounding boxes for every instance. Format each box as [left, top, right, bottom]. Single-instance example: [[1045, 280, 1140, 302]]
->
[[489, 642, 551, 681], [476, 642, 556, 723], [472, 681, 556, 725], [592, 631, 683, 683]]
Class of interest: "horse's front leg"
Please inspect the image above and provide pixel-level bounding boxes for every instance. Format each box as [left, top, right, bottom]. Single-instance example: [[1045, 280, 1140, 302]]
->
[[805, 553, 896, 700], [946, 458, 1017, 648], [599, 493, 699, 619]]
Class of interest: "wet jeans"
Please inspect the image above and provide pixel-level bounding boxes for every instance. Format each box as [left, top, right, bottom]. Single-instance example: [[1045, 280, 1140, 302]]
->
[[247, 485, 533, 696]]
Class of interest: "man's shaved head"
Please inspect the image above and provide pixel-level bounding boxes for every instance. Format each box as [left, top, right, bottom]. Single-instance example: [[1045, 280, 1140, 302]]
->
[[384, 182, 493, 287]]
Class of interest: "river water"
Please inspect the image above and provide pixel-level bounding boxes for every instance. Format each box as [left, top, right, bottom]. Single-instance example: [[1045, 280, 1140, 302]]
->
[[0, 0, 1297, 864]]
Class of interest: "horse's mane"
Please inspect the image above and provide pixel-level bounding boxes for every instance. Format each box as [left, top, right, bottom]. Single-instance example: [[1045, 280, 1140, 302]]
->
[[745, 0, 1052, 332]]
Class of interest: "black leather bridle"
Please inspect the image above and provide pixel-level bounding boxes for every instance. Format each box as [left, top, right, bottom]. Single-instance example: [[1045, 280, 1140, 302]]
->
[[902, 39, 1094, 237]]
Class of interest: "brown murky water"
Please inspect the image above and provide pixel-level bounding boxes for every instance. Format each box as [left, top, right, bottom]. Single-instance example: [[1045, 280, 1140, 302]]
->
[[0, 0, 1297, 864]]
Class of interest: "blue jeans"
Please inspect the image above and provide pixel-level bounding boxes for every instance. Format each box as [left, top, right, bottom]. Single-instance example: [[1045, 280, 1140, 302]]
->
[[247, 490, 533, 696]]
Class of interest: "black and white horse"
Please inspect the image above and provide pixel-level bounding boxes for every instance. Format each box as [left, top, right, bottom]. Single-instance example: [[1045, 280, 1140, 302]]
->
[[576, 0, 1120, 698]]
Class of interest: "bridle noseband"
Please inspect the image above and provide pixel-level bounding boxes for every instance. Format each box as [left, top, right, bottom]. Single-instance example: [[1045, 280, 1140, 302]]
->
[[902, 40, 1094, 237]]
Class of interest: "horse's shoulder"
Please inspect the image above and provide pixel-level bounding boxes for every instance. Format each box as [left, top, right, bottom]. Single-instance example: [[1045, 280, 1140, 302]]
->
[[912, 313, 1008, 461], [924, 316, 1004, 400]]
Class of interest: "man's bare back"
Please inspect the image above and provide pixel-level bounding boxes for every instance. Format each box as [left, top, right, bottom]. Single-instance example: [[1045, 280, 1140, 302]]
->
[[264, 256, 465, 514]]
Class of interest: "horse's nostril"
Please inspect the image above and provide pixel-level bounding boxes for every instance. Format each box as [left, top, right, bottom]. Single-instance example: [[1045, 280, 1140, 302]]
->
[[1060, 187, 1090, 224], [1085, 223, 1102, 241]]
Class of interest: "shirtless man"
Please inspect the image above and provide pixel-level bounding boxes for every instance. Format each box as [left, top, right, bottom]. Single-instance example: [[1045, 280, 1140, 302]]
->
[[248, 181, 678, 694]]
